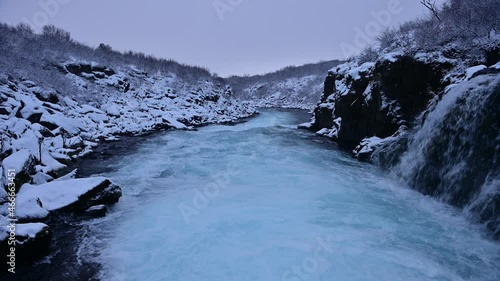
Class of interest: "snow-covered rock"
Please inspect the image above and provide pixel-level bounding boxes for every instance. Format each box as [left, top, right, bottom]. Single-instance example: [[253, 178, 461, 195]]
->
[[465, 65, 487, 80], [40, 112, 83, 135], [16, 177, 121, 219], [0, 222, 52, 265], [352, 126, 408, 161], [1, 149, 37, 191]]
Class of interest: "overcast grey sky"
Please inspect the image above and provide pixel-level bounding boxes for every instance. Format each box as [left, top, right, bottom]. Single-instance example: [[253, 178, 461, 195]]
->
[[0, 0, 435, 76]]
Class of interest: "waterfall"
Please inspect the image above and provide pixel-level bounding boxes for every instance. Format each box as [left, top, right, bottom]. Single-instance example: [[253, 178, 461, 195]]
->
[[394, 74, 500, 237]]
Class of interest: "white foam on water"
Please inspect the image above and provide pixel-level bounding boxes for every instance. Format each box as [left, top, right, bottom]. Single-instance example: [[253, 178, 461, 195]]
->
[[79, 109, 500, 281]]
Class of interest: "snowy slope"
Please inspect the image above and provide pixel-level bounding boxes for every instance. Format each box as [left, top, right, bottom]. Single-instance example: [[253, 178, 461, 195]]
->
[[227, 60, 342, 109], [0, 61, 256, 183], [234, 75, 324, 109]]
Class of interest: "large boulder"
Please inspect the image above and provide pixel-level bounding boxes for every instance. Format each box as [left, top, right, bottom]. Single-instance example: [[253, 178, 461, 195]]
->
[[16, 177, 122, 220], [2, 150, 37, 193], [39, 112, 83, 135], [63, 62, 115, 77], [0, 223, 52, 268], [17, 98, 47, 124]]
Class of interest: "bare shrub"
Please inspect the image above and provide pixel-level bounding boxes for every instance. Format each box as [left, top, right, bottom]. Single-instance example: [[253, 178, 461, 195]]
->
[[15, 23, 34, 36], [358, 46, 379, 64], [97, 43, 113, 52], [41, 25, 72, 42]]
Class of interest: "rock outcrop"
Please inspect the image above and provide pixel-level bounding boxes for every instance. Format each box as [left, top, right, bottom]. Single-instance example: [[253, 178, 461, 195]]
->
[[307, 52, 500, 239], [311, 55, 451, 150]]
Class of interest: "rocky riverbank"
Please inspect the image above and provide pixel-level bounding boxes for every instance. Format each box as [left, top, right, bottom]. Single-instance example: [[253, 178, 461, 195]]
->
[[0, 57, 257, 276]]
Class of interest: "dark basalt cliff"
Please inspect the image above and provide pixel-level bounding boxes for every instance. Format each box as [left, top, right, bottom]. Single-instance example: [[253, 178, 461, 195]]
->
[[308, 50, 500, 238], [311, 56, 452, 150]]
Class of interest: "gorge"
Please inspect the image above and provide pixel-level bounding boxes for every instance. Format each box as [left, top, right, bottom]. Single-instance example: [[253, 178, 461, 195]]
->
[[1, 0, 500, 279]]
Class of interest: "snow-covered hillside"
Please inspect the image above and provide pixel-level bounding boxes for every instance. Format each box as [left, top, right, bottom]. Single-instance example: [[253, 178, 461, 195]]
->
[[0, 62, 255, 184], [227, 60, 342, 109], [232, 75, 324, 109]]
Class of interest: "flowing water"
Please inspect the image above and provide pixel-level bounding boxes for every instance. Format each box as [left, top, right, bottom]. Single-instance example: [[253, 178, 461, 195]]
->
[[78, 109, 500, 281], [394, 75, 500, 235]]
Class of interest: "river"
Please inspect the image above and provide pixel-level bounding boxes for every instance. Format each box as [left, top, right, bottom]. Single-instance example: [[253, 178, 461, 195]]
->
[[74, 109, 500, 281]]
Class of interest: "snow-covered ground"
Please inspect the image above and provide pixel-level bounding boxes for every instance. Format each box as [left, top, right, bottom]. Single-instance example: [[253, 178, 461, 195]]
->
[[227, 61, 342, 110], [236, 75, 324, 109]]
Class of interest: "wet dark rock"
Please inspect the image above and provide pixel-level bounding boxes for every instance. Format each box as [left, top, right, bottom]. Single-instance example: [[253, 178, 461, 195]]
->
[[14, 101, 25, 119], [39, 128, 55, 138], [154, 122, 173, 131], [86, 182, 122, 207], [0, 107, 10, 115], [371, 135, 409, 168], [375, 57, 450, 119], [65, 63, 92, 75], [92, 65, 115, 76], [84, 205, 108, 218], [34, 91, 59, 104], [311, 106, 334, 131], [26, 112, 43, 124], [7, 81, 18, 92], [204, 94, 220, 102], [124, 82, 130, 93], [39, 120, 59, 131], [485, 47, 500, 66]]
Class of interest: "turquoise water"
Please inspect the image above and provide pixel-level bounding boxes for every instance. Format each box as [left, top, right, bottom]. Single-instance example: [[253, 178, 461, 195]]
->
[[80, 109, 500, 281]]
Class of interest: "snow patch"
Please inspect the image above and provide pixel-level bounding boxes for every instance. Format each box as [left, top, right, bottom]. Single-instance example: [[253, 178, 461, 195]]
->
[[17, 177, 111, 214], [465, 65, 487, 80]]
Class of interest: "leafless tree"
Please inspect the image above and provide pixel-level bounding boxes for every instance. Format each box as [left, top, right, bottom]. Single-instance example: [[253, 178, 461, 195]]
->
[[60, 128, 71, 148], [0, 134, 4, 161], [41, 25, 72, 42], [421, 0, 442, 21], [37, 136, 44, 165]]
